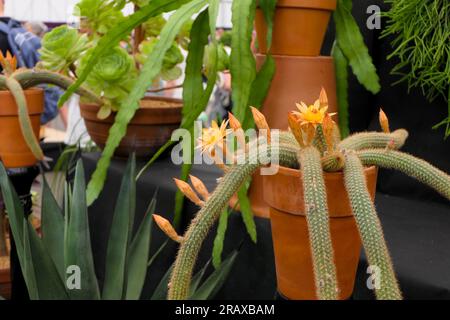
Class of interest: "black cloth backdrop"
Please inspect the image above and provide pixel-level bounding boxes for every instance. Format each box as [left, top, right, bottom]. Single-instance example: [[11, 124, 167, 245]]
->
[[82, 0, 449, 300]]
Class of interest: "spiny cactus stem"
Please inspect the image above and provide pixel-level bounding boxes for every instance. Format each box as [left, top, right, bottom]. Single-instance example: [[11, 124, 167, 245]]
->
[[313, 125, 327, 155], [343, 152, 402, 300], [321, 151, 345, 172], [357, 149, 450, 200], [298, 146, 338, 300], [168, 141, 299, 300], [11, 70, 103, 105], [339, 129, 408, 151]]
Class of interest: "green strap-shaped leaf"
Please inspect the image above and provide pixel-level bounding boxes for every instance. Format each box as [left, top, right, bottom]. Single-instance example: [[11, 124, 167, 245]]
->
[[208, 0, 220, 39], [334, 0, 380, 94], [189, 260, 210, 296], [41, 175, 65, 280], [5, 77, 44, 160], [102, 156, 136, 299], [25, 220, 69, 299], [86, 0, 208, 205], [237, 183, 257, 243], [22, 220, 39, 300], [258, 0, 277, 48], [332, 41, 350, 138], [58, 0, 192, 107], [150, 264, 174, 300], [230, 0, 257, 124], [125, 196, 155, 300], [66, 160, 100, 299], [190, 250, 238, 300], [212, 209, 230, 269]]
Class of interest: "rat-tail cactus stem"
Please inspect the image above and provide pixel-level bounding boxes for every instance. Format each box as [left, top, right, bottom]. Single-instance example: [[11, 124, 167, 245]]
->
[[339, 129, 408, 151], [11, 70, 103, 105], [313, 125, 327, 155], [321, 151, 345, 172], [357, 149, 450, 200], [168, 142, 299, 300], [5, 77, 44, 160], [343, 152, 402, 300], [298, 147, 338, 300]]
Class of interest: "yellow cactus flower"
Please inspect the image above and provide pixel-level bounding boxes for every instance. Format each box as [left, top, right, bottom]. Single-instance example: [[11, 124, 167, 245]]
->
[[294, 100, 332, 127], [197, 120, 232, 155]]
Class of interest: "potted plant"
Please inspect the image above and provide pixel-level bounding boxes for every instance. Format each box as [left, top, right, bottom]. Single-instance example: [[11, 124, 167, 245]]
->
[[0, 156, 237, 300], [163, 90, 450, 300]]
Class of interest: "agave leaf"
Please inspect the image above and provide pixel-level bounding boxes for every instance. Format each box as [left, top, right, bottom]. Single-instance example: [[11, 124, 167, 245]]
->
[[230, 0, 257, 125], [25, 220, 69, 299], [189, 260, 210, 297], [102, 156, 136, 299], [41, 175, 65, 280], [334, 0, 380, 94], [150, 264, 174, 300], [86, 0, 208, 205], [124, 195, 156, 300], [5, 77, 44, 160], [65, 160, 100, 299], [59, 0, 192, 107], [190, 250, 238, 300], [22, 219, 39, 300]]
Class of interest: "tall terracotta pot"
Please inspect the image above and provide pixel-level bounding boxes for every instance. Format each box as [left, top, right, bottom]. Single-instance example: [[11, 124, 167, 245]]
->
[[0, 89, 44, 168], [263, 165, 378, 300], [255, 0, 337, 56], [230, 54, 339, 218], [80, 96, 182, 158]]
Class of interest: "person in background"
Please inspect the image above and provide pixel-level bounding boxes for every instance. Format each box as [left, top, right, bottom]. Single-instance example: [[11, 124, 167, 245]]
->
[[24, 21, 48, 38]]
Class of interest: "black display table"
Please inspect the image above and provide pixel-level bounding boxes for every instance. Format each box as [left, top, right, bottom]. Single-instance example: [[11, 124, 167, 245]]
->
[[83, 152, 450, 300]]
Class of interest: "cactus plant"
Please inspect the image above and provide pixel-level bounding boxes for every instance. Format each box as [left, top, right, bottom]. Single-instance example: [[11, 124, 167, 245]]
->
[[166, 89, 450, 300]]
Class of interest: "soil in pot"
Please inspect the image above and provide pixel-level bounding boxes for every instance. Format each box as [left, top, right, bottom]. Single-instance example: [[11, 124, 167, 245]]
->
[[80, 96, 183, 158], [0, 89, 44, 168], [255, 0, 337, 56], [263, 165, 378, 300]]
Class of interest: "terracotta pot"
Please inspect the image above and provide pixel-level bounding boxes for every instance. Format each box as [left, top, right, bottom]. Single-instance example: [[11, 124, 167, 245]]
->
[[0, 89, 44, 168], [230, 54, 338, 218], [255, 0, 337, 56], [0, 256, 10, 300], [263, 165, 378, 300], [80, 96, 183, 158]]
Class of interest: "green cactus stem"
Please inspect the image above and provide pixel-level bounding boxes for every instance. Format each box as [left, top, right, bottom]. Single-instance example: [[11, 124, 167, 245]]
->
[[298, 146, 338, 300], [168, 140, 298, 300], [343, 152, 402, 300], [357, 149, 450, 200], [339, 129, 408, 151], [313, 125, 327, 155], [321, 151, 345, 172], [5, 77, 44, 160]]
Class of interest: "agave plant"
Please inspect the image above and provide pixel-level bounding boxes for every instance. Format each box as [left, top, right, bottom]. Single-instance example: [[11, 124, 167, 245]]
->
[[0, 156, 237, 299], [164, 89, 450, 300]]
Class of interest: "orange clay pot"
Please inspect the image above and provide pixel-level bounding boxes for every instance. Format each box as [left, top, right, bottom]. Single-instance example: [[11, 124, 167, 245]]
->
[[230, 55, 338, 218], [263, 165, 378, 300], [80, 96, 182, 158], [255, 0, 337, 56], [0, 89, 44, 168]]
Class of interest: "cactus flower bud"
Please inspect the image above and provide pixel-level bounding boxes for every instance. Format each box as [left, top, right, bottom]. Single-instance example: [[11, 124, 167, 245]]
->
[[173, 178, 205, 207], [322, 114, 336, 151], [250, 107, 271, 143], [288, 112, 306, 147], [228, 112, 242, 131], [189, 175, 210, 200], [379, 108, 390, 133], [319, 87, 328, 108], [153, 214, 183, 243]]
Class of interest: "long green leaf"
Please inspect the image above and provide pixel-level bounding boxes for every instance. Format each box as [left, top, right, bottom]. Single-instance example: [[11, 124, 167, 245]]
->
[[58, 0, 192, 107], [5, 77, 43, 160], [190, 250, 238, 300], [86, 0, 208, 205], [332, 41, 350, 138], [258, 0, 277, 48], [66, 160, 100, 299], [102, 156, 136, 299], [237, 183, 257, 243], [212, 209, 230, 269], [25, 220, 69, 299], [334, 0, 380, 94], [230, 0, 257, 125], [189, 260, 210, 296], [150, 265, 174, 300], [125, 196, 155, 300], [208, 0, 220, 39], [22, 219, 39, 300], [41, 175, 65, 280]]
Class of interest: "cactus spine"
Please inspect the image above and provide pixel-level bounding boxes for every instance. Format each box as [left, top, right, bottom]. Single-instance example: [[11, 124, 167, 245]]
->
[[298, 147, 338, 299], [343, 152, 402, 300]]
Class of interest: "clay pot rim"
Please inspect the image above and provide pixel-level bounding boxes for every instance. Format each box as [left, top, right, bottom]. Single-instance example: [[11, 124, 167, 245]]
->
[[81, 95, 183, 110], [0, 87, 43, 96], [255, 54, 334, 62], [0, 88, 44, 116], [274, 164, 377, 179], [258, 0, 337, 10]]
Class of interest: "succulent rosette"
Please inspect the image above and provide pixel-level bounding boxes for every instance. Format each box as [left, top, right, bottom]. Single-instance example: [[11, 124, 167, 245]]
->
[[38, 25, 89, 75], [74, 0, 125, 35], [79, 46, 137, 118]]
